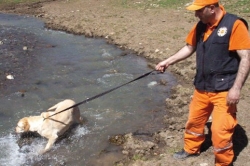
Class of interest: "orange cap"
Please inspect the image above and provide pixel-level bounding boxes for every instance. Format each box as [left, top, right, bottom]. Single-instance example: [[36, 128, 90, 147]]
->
[[186, 0, 219, 11]]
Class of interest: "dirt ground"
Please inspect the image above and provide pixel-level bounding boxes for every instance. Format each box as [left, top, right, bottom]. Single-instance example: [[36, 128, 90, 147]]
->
[[1, 0, 250, 165]]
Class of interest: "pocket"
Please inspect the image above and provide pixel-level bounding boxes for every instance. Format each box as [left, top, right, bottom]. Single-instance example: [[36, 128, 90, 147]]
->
[[214, 74, 230, 91]]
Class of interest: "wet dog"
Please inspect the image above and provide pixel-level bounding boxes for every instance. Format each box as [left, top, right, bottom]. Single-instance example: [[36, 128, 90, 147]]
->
[[15, 99, 83, 154]]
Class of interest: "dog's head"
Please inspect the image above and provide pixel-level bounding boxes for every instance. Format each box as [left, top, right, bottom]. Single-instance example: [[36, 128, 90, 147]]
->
[[16, 118, 30, 133]]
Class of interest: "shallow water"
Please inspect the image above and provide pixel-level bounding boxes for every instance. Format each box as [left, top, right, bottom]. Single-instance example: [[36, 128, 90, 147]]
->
[[0, 13, 176, 165]]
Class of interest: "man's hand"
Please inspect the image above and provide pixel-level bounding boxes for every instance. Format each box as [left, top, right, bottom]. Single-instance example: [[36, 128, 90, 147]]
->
[[155, 44, 196, 73], [155, 60, 169, 73], [226, 87, 240, 106]]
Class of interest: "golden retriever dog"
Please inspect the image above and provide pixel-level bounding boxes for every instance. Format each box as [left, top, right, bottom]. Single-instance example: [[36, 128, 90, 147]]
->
[[15, 99, 83, 154]]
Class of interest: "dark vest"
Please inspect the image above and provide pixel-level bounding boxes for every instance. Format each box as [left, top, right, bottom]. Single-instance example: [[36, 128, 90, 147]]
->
[[194, 13, 248, 92]]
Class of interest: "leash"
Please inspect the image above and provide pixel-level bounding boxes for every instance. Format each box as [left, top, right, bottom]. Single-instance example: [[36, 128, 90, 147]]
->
[[44, 70, 156, 119]]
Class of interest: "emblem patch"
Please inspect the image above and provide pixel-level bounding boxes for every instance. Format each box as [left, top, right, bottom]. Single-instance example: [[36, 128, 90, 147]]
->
[[217, 27, 227, 37]]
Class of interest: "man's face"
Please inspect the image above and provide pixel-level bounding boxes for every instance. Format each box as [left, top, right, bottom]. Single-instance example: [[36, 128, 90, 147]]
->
[[195, 5, 214, 24]]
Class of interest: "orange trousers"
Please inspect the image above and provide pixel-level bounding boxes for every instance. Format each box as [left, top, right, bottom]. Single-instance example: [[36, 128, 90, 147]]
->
[[184, 89, 237, 166]]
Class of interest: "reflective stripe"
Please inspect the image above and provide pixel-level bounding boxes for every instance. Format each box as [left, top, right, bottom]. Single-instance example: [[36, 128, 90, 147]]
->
[[186, 129, 204, 137], [213, 142, 233, 152]]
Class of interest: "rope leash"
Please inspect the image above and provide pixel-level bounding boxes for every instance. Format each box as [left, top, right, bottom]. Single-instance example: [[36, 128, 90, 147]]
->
[[44, 70, 156, 119]]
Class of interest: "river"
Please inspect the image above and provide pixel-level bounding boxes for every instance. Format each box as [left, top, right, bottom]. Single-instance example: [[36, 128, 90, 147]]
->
[[0, 13, 176, 165]]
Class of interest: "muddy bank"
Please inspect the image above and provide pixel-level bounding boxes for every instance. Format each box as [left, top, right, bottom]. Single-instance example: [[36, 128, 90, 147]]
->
[[1, 1, 250, 166]]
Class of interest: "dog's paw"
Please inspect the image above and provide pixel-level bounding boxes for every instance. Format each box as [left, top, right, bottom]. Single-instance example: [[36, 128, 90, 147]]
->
[[78, 117, 85, 125]]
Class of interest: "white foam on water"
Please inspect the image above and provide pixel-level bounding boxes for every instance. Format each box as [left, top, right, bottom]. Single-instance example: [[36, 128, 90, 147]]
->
[[147, 81, 158, 88], [71, 125, 90, 138], [0, 133, 29, 166], [0, 126, 89, 166], [102, 73, 133, 79], [94, 114, 104, 120], [101, 49, 112, 58], [97, 73, 134, 86]]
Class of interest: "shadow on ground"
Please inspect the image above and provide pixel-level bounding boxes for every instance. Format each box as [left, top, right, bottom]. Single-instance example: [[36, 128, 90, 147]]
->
[[200, 122, 248, 163]]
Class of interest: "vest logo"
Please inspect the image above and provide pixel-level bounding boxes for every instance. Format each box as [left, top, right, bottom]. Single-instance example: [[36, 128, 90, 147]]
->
[[217, 27, 228, 37]]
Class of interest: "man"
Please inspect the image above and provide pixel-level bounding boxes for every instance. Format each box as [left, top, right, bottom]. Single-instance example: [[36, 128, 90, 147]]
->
[[155, 0, 250, 165]]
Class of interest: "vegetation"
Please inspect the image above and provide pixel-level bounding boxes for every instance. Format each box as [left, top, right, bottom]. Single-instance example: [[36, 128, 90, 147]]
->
[[0, 0, 41, 5], [223, 0, 250, 13], [110, 0, 250, 13], [1, 0, 250, 14], [110, 0, 190, 9]]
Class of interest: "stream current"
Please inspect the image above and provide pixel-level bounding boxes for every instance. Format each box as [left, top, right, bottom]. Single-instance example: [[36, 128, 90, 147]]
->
[[0, 13, 176, 165]]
